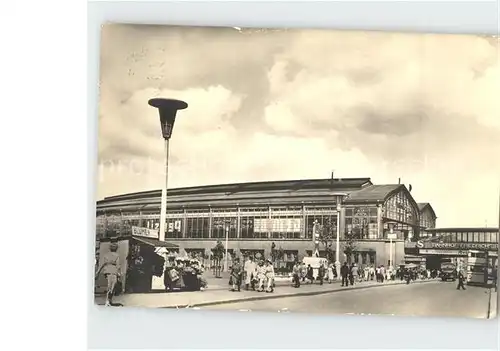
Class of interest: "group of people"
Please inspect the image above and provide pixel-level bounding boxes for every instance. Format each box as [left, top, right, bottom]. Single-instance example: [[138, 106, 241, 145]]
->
[[163, 256, 208, 292], [229, 256, 276, 293]]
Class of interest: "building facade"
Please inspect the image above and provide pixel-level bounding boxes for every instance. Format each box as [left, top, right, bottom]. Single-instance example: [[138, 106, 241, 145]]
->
[[404, 227, 499, 270], [418, 203, 437, 237], [95, 178, 430, 268]]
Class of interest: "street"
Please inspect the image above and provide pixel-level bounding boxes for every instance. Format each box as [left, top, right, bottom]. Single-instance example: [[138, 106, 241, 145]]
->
[[203, 281, 494, 319]]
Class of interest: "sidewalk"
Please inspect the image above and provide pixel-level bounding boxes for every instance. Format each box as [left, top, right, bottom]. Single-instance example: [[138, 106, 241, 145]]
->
[[95, 278, 438, 309]]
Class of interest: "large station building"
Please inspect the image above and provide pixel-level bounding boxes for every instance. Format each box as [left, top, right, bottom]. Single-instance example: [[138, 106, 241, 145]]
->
[[96, 177, 440, 268]]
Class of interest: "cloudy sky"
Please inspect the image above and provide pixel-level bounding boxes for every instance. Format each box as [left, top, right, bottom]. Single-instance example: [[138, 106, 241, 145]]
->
[[97, 24, 499, 228]]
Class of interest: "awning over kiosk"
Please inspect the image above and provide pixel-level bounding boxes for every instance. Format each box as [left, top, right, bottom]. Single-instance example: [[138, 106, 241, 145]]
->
[[133, 235, 179, 248], [99, 235, 179, 248]]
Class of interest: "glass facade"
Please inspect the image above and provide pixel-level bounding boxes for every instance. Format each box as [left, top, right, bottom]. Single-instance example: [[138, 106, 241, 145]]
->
[[345, 207, 378, 239], [95, 199, 426, 243], [384, 192, 417, 225], [305, 206, 338, 241], [433, 230, 498, 243], [419, 208, 436, 230]]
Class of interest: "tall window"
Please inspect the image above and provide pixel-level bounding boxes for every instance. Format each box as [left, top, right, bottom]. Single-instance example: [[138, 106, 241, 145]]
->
[[305, 207, 337, 241], [491, 232, 498, 243], [384, 191, 417, 225], [185, 210, 210, 239], [270, 206, 303, 240], [240, 207, 269, 239], [345, 207, 378, 239], [211, 208, 237, 239]]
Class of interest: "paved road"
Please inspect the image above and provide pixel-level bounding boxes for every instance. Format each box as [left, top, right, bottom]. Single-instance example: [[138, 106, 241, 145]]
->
[[203, 281, 493, 319]]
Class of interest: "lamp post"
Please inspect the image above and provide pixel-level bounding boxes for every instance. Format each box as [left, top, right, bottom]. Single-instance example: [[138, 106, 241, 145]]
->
[[224, 226, 229, 272], [387, 222, 397, 270], [148, 98, 188, 242], [313, 220, 320, 257], [334, 193, 346, 277]]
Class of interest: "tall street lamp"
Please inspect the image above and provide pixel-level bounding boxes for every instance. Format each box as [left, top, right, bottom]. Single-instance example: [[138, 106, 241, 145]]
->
[[224, 226, 230, 272], [334, 193, 347, 277], [148, 98, 188, 242], [313, 220, 320, 257], [387, 221, 397, 270]]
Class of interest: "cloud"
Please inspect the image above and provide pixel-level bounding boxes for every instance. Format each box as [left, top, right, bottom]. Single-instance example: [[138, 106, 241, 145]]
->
[[97, 25, 500, 227]]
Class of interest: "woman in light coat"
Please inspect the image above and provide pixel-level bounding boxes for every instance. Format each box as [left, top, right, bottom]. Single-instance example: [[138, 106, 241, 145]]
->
[[327, 263, 334, 283]]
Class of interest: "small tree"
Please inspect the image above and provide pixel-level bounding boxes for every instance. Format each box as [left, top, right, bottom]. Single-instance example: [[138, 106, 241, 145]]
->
[[318, 217, 338, 262], [212, 240, 225, 278], [342, 230, 359, 264]]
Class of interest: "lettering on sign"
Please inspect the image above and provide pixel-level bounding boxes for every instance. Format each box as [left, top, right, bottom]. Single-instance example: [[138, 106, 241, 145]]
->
[[419, 249, 468, 256], [416, 240, 424, 249], [424, 242, 498, 250], [131, 226, 159, 239]]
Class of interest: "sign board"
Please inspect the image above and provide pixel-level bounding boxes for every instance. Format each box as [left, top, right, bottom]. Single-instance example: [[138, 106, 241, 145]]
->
[[387, 233, 397, 240], [254, 218, 302, 233], [419, 249, 468, 256], [421, 242, 498, 251], [132, 226, 159, 239]]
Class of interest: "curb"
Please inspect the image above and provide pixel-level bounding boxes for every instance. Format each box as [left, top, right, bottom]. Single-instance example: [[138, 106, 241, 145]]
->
[[161, 279, 438, 309]]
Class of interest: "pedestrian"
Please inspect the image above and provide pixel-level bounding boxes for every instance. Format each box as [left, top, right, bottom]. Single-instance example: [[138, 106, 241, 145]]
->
[[370, 265, 375, 281], [327, 263, 334, 283], [96, 241, 121, 307], [351, 264, 359, 285], [265, 259, 275, 293], [364, 266, 369, 281], [301, 262, 307, 282], [456, 269, 466, 290], [380, 265, 386, 283], [318, 264, 325, 285], [243, 256, 256, 291], [306, 264, 314, 284], [256, 260, 266, 292], [230, 257, 242, 292], [333, 265, 338, 280], [292, 261, 301, 288], [341, 262, 349, 287]]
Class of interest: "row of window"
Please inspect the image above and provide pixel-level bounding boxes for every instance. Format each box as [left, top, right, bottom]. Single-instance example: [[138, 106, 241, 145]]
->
[[99, 216, 415, 241], [436, 231, 498, 243]]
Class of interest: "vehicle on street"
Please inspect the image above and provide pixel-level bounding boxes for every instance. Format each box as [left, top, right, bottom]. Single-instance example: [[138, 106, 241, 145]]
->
[[440, 262, 457, 281], [467, 250, 487, 286], [302, 257, 328, 280]]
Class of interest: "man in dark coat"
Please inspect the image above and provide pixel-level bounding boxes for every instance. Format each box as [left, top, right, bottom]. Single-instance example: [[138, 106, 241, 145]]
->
[[456, 269, 466, 290], [341, 262, 349, 287]]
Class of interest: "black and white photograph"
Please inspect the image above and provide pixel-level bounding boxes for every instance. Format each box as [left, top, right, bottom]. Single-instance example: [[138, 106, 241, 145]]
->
[[94, 24, 499, 319]]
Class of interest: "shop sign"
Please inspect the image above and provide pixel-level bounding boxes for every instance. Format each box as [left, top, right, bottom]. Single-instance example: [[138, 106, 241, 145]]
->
[[421, 242, 498, 250], [419, 249, 468, 256], [132, 226, 159, 239]]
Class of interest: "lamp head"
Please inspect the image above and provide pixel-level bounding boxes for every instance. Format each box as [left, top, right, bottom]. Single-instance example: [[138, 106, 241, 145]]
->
[[148, 98, 188, 140]]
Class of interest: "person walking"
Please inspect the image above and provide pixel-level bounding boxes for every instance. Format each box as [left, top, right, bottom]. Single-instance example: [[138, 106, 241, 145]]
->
[[327, 263, 334, 283], [96, 242, 121, 307], [341, 262, 349, 287], [306, 264, 314, 284], [318, 263, 325, 285], [379, 265, 386, 283], [265, 259, 275, 293], [456, 269, 467, 290], [230, 257, 242, 292], [292, 261, 301, 288], [351, 264, 359, 285], [256, 260, 267, 292]]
